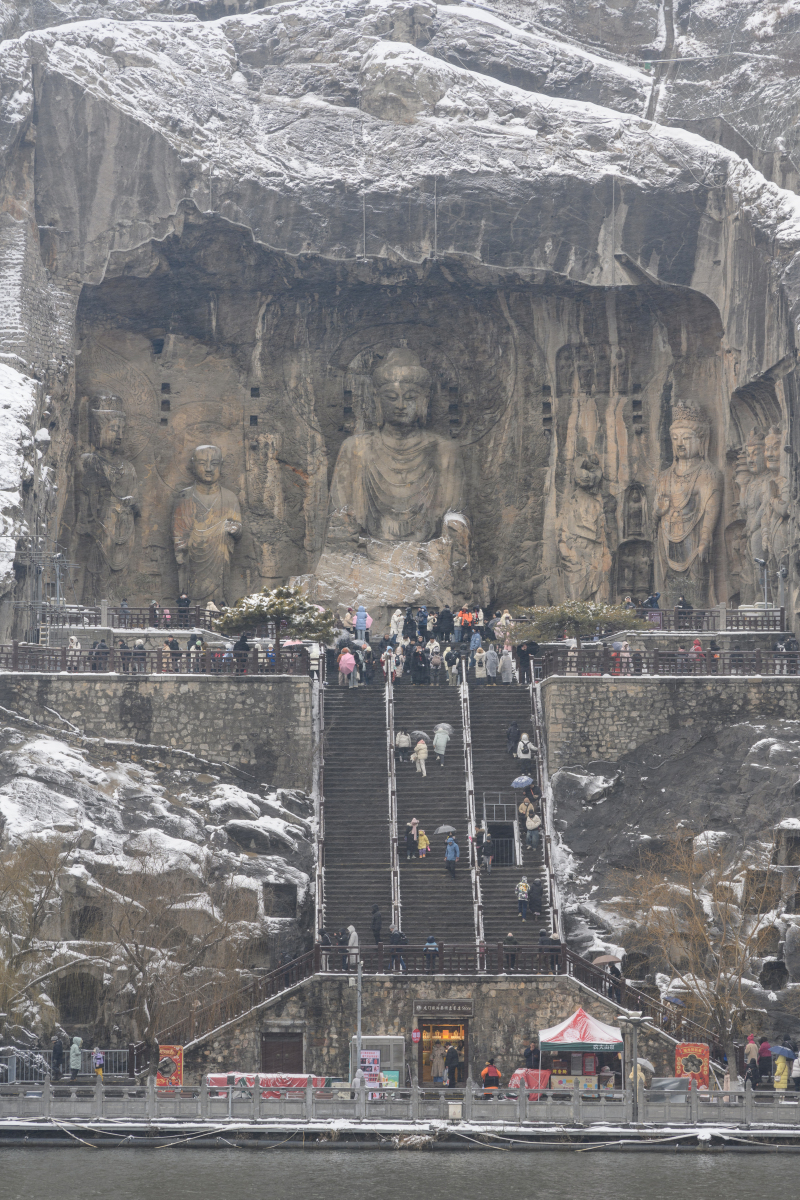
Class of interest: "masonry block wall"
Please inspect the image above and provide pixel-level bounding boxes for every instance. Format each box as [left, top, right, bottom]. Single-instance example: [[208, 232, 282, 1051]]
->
[[183, 974, 675, 1082], [541, 677, 800, 770], [0, 674, 314, 788]]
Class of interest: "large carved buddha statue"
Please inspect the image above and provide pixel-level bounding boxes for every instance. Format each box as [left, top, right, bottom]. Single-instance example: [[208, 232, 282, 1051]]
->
[[172, 445, 243, 605], [306, 348, 470, 610], [654, 402, 722, 607]]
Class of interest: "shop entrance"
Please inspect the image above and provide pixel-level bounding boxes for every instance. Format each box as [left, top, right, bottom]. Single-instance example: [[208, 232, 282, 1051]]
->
[[419, 1020, 469, 1085]]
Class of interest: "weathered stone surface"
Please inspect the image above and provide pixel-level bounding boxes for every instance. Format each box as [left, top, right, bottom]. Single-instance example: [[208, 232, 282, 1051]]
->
[[184, 971, 676, 1082], [0, 674, 313, 787], [2, 1, 800, 624]]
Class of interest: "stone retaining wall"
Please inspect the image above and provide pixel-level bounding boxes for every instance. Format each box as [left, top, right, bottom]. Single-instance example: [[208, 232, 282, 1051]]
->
[[541, 676, 800, 770], [184, 973, 674, 1082], [0, 673, 313, 787]]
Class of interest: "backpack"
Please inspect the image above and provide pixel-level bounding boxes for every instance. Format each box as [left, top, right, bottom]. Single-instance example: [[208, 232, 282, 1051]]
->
[[431, 653, 442, 667]]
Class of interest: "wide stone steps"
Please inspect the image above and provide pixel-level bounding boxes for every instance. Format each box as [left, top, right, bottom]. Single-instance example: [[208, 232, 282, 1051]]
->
[[394, 685, 475, 943], [468, 685, 551, 945], [322, 687, 392, 939]]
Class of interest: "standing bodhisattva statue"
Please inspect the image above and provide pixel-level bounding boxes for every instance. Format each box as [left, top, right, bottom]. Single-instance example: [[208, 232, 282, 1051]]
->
[[172, 445, 242, 605], [654, 402, 722, 608], [78, 402, 141, 602]]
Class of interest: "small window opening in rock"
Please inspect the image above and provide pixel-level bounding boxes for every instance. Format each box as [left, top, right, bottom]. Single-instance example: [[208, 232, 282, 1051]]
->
[[632, 399, 642, 411], [161, 382, 170, 394], [250, 415, 258, 427], [160, 417, 168, 426], [542, 384, 551, 396], [632, 383, 642, 394], [449, 385, 458, 394], [152, 338, 165, 355], [542, 415, 553, 427], [161, 399, 170, 412], [632, 413, 643, 424], [448, 402, 459, 413], [343, 406, 353, 416], [343, 388, 353, 398], [542, 400, 552, 415], [250, 387, 260, 398]]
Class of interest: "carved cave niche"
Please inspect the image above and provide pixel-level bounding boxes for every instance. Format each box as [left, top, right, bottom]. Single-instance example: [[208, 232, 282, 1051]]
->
[[63, 209, 735, 612], [538, 280, 728, 605]]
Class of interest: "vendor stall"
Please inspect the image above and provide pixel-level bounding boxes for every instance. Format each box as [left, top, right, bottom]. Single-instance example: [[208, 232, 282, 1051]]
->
[[538, 1007, 623, 1091]]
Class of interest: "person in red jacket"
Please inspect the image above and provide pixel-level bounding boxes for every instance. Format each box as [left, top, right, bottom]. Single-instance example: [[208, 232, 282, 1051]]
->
[[481, 1059, 502, 1097]]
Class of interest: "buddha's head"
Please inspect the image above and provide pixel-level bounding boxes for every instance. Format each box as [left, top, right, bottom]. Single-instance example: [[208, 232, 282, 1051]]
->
[[745, 426, 766, 475], [670, 402, 710, 462], [190, 444, 223, 485], [373, 348, 431, 429], [90, 400, 125, 452]]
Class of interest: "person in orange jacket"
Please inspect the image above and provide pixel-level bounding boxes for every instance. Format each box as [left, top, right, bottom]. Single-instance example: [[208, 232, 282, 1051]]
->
[[481, 1059, 502, 1097]]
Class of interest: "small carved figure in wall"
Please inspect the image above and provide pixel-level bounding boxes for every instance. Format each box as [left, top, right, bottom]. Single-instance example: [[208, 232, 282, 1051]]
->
[[78, 401, 141, 601], [556, 452, 612, 602], [763, 425, 790, 575], [172, 445, 243, 605], [738, 426, 774, 604], [617, 538, 653, 599], [623, 483, 647, 539], [654, 402, 722, 608]]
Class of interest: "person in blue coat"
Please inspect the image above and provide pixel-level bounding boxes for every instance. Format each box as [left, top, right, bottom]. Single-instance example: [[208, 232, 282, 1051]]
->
[[444, 836, 460, 879]]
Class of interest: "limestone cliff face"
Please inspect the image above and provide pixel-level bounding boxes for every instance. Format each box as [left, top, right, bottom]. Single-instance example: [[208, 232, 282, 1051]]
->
[[1, 1, 800, 619]]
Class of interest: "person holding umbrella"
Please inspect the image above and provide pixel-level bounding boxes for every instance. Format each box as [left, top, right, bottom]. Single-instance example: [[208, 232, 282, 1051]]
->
[[773, 1045, 793, 1090]]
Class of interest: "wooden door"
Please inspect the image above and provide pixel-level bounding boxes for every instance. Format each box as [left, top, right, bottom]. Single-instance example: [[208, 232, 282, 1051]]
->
[[260, 1032, 303, 1073]]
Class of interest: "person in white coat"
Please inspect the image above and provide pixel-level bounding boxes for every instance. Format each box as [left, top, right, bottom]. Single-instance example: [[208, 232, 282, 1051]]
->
[[411, 738, 429, 777], [347, 924, 359, 969], [500, 650, 514, 683], [433, 726, 450, 766], [516, 733, 533, 761], [390, 608, 404, 641]]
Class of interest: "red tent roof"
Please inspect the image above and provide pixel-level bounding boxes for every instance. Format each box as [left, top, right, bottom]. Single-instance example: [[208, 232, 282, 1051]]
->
[[539, 1007, 623, 1052]]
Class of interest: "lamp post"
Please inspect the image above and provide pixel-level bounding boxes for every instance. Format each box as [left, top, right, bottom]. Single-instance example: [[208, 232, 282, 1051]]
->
[[617, 1013, 653, 1123], [754, 557, 768, 607]]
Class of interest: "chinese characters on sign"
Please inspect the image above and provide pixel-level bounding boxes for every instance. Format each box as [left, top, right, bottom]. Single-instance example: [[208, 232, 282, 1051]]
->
[[674, 1042, 710, 1089]]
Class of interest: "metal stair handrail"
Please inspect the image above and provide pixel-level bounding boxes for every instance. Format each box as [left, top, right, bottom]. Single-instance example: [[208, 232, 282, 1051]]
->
[[385, 672, 401, 930], [459, 657, 485, 947], [530, 679, 562, 941]]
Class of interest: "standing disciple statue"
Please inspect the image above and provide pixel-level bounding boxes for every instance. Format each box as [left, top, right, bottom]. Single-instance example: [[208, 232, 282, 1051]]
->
[[738, 426, 774, 603], [654, 402, 723, 608], [556, 452, 612, 602], [306, 347, 470, 611], [763, 425, 790, 580], [172, 445, 242, 605], [78, 402, 141, 601]]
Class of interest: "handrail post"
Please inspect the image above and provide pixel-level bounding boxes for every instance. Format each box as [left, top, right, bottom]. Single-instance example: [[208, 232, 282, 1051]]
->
[[755, 648, 762, 674], [200, 1076, 209, 1119], [95, 1073, 104, 1118], [572, 1077, 581, 1124], [42, 1076, 51, 1119], [518, 1080, 528, 1123], [357, 1077, 366, 1121], [253, 1075, 261, 1120], [306, 1075, 313, 1121], [411, 1078, 420, 1120], [690, 1077, 698, 1124], [463, 1077, 473, 1122], [147, 1073, 156, 1120], [744, 1078, 753, 1127]]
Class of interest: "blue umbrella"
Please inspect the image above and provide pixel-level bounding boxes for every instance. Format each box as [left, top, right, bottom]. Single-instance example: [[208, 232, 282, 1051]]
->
[[512, 775, 534, 788], [663, 996, 686, 1006], [770, 1045, 796, 1059]]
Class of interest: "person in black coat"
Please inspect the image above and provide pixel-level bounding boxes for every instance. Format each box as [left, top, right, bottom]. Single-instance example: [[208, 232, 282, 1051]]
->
[[51, 1035, 64, 1081], [529, 879, 544, 917], [517, 643, 531, 685], [523, 1041, 540, 1070], [506, 721, 521, 755], [445, 1044, 460, 1088], [437, 606, 454, 642], [402, 609, 417, 640], [371, 905, 382, 945]]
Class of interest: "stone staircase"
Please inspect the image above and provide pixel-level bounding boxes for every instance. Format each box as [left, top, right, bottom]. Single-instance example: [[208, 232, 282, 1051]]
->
[[322, 686, 393, 945], [393, 682, 476, 945], [469, 684, 551, 945]]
